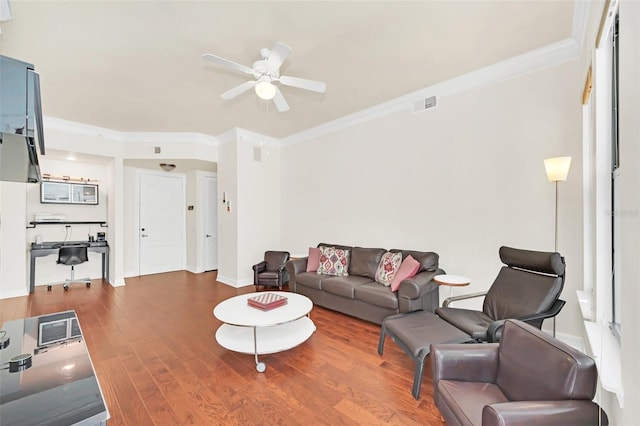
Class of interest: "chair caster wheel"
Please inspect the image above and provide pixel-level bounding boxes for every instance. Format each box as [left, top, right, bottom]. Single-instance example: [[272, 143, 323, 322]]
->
[[86, 283, 91, 288], [64, 286, 69, 291], [47, 286, 52, 291], [256, 362, 266, 373]]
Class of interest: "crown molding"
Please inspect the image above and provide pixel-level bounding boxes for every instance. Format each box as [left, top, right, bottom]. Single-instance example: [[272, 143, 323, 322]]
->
[[236, 128, 280, 147], [214, 127, 280, 147], [44, 116, 219, 146], [281, 37, 580, 147], [572, 0, 592, 52]]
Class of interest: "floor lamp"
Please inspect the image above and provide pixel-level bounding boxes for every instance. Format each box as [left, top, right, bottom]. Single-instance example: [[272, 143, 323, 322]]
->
[[544, 156, 572, 337]]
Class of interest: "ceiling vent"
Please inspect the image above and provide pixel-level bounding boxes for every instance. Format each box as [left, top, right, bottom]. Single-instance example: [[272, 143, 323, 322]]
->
[[414, 96, 437, 113]]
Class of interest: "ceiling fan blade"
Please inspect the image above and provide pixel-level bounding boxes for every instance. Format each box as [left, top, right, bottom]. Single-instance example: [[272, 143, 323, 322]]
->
[[273, 86, 290, 112], [279, 75, 326, 93], [266, 42, 291, 70], [202, 53, 254, 75], [221, 81, 257, 100]]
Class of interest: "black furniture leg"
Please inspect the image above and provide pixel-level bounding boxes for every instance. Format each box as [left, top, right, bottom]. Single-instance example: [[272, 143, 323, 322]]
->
[[377, 324, 387, 355]]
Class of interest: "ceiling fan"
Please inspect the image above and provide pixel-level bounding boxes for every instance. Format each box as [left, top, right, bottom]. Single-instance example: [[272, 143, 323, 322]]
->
[[202, 42, 326, 112]]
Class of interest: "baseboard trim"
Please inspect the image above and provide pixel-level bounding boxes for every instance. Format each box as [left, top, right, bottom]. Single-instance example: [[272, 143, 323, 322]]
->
[[0, 288, 29, 300], [217, 275, 253, 288]]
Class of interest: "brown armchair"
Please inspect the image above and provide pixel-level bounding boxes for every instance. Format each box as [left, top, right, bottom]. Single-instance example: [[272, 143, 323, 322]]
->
[[432, 319, 608, 426], [253, 251, 290, 290]]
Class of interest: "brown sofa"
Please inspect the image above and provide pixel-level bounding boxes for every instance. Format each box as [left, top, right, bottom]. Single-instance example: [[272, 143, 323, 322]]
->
[[285, 243, 443, 324]]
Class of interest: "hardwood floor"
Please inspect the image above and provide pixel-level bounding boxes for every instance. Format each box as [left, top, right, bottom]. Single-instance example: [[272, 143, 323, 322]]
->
[[0, 272, 445, 425]]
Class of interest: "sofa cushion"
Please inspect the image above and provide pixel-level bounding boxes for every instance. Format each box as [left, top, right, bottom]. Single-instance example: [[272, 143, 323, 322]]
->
[[390, 255, 421, 292], [349, 247, 386, 279], [375, 251, 402, 286], [317, 246, 350, 276], [391, 249, 439, 272], [354, 282, 399, 310], [295, 272, 327, 290], [306, 247, 321, 272], [322, 275, 373, 298]]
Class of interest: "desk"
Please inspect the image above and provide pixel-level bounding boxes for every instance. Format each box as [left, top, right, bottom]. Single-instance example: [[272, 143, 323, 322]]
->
[[30, 241, 109, 293], [0, 310, 109, 425]]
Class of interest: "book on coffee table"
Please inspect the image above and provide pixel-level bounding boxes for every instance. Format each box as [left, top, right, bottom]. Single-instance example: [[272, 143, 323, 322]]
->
[[248, 293, 288, 311]]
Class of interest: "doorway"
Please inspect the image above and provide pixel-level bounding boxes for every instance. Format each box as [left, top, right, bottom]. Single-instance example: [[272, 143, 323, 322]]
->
[[139, 172, 186, 275]]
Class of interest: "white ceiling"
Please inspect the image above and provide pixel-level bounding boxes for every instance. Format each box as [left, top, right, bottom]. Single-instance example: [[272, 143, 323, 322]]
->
[[1, 1, 574, 139]]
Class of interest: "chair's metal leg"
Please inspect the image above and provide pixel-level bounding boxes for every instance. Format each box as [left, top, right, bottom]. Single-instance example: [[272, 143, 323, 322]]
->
[[253, 326, 265, 373], [412, 358, 425, 400], [377, 324, 387, 355]]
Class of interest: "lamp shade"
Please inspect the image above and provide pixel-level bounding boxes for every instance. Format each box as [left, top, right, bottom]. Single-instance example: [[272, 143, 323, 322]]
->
[[255, 81, 276, 100], [544, 156, 572, 182]]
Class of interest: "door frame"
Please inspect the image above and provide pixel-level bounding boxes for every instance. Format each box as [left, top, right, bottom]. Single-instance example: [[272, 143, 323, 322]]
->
[[133, 168, 187, 276], [201, 172, 218, 271]]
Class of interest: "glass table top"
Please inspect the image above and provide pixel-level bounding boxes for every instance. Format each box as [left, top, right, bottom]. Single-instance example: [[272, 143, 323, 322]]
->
[[0, 310, 109, 426]]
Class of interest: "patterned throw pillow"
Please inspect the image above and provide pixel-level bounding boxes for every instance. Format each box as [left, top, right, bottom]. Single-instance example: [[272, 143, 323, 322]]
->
[[375, 251, 403, 286], [317, 246, 350, 276]]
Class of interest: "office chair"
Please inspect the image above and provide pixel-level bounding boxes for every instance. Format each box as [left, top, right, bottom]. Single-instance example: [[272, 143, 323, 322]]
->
[[48, 245, 91, 291]]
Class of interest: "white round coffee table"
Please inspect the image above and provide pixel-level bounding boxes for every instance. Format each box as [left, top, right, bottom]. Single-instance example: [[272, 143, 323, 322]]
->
[[213, 292, 315, 372]]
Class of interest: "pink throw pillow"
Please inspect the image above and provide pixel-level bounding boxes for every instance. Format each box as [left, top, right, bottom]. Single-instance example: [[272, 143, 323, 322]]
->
[[390, 255, 421, 292], [306, 247, 321, 272]]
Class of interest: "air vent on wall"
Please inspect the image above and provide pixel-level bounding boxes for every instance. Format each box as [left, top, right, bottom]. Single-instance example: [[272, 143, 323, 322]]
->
[[413, 96, 437, 113]]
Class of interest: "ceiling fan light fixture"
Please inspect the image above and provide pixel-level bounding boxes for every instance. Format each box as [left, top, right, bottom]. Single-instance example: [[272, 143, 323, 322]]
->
[[255, 80, 276, 100]]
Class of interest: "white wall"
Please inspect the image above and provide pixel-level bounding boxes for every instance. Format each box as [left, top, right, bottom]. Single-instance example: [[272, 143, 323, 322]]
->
[[215, 130, 282, 286], [0, 182, 28, 298], [282, 59, 584, 337], [216, 136, 239, 285], [237, 132, 282, 285]]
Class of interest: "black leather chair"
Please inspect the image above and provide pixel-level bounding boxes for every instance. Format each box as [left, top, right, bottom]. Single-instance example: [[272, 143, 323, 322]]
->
[[48, 245, 91, 291], [253, 251, 290, 290], [435, 246, 566, 342], [378, 246, 566, 399], [432, 319, 608, 425]]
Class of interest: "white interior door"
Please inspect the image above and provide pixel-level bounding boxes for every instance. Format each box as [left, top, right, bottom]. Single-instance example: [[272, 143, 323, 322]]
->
[[204, 175, 218, 271], [139, 172, 185, 275]]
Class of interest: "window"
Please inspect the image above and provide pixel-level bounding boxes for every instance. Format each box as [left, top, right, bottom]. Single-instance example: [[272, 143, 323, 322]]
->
[[610, 12, 621, 340]]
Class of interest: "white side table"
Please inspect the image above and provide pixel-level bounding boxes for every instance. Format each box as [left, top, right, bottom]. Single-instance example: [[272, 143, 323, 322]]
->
[[434, 274, 470, 300]]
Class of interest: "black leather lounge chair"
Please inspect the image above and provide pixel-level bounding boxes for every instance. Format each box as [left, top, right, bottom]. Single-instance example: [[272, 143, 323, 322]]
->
[[378, 246, 566, 399]]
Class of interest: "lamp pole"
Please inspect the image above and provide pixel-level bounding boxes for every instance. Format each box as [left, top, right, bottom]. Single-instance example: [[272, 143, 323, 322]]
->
[[544, 156, 572, 338], [554, 180, 559, 252]]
